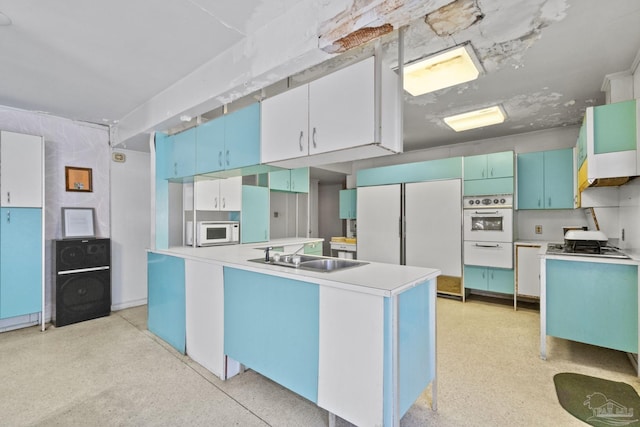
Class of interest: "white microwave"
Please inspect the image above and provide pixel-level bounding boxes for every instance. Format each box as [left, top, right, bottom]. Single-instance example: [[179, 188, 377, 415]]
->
[[186, 221, 240, 246]]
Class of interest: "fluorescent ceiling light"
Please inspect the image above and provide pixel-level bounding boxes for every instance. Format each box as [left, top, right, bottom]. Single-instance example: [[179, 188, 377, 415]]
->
[[444, 106, 506, 132], [403, 45, 481, 96]]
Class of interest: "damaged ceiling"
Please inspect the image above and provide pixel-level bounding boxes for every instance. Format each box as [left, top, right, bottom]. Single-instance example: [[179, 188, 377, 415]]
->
[[0, 0, 639, 154]]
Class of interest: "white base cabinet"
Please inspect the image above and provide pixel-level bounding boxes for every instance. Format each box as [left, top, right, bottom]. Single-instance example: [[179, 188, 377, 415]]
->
[[185, 260, 225, 378], [516, 244, 541, 299]]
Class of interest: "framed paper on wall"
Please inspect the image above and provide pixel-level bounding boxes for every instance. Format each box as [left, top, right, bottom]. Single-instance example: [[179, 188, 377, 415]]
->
[[65, 166, 93, 192], [61, 207, 96, 239]]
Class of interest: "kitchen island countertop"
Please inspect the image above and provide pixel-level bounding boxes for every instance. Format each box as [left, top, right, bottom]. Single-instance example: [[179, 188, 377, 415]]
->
[[149, 238, 440, 297]]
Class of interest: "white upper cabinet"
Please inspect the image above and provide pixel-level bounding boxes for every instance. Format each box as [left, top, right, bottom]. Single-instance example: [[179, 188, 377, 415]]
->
[[194, 177, 242, 211], [0, 131, 43, 207], [261, 84, 309, 163], [261, 55, 401, 168], [308, 57, 375, 155]]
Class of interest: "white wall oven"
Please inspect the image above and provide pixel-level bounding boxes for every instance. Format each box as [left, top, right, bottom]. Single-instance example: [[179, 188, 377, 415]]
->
[[463, 195, 513, 269]]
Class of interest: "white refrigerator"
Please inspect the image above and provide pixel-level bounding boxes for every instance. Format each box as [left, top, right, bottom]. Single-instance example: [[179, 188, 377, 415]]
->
[[357, 180, 462, 280]]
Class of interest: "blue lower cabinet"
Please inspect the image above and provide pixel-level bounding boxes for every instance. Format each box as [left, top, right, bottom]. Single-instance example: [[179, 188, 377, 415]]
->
[[464, 265, 514, 294], [546, 259, 638, 353], [0, 208, 42, 319], [383, 279, 435, 425], [147, 253, 185, 353], [224, 267, 319, 402]]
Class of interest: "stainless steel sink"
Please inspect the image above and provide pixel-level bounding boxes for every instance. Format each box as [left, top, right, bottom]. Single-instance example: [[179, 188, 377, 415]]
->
[[248, 255, 367, 272]]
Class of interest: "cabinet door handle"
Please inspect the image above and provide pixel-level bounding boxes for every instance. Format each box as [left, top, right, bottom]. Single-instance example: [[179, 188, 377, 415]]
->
[[222, 197, 226, 209], [490, 168, 494, 177], [491, 271, 495, 280], [214, 197, 218, 209], [174, 162, 178, 176], [312, 127, 317, 149], [482, 271, 485, 279], [218, 151, 223, 167], [548, 197, 551, 207], [538, 198, 541, 207], [226, 150, 230, 166], [6, 210, 10, 223], [6, 192, 9, 204], [481, 169, 485, 178], [298, 131, 304, 152]]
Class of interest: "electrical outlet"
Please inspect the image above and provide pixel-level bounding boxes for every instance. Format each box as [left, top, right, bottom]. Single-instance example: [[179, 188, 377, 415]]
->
[[535, 225, 543, 234]]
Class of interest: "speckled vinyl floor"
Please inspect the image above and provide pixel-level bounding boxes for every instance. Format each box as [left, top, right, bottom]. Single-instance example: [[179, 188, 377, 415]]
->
[[1, 296, 637, 426]]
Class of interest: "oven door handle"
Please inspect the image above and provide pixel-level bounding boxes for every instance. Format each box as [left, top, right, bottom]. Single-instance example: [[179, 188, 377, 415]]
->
[[474, 243, 502, 248], [472, 210, 500, 215]]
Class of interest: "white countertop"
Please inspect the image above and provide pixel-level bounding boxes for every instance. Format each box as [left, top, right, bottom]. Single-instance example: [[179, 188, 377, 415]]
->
[[149, 238, 440, 297]]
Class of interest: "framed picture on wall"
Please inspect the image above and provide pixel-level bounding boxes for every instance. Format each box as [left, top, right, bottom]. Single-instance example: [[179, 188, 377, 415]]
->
[[65, 166, 93, 192], [61, 207, 96, 239]]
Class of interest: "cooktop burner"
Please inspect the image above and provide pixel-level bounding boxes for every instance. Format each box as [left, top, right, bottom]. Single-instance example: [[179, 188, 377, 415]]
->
[[546, 243, 630, 259]]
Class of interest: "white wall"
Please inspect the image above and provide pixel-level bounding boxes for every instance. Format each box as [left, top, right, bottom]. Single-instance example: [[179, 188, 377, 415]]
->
[[619, 179, 640, 251], [0, 105, 110, 324], [110, 149, 150, 309]]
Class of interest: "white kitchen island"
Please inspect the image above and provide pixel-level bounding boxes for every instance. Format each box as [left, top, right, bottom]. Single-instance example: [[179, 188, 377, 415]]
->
[[147, 238, 440, 427]]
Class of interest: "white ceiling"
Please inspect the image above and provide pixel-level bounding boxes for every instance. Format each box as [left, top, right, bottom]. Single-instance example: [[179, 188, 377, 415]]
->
[[0, 0, 639, 156]]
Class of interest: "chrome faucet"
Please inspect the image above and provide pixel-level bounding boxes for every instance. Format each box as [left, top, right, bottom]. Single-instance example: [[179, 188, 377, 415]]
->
[[264, 246, 273, 262]]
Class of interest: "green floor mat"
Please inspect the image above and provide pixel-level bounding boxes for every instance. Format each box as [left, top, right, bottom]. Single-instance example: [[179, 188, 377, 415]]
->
[[554, 373, 640, 426]]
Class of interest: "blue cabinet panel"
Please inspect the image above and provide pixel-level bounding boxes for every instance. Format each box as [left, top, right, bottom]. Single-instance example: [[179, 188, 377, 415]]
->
[[357, 157, 462, 187], [225, 103, 261, 170], [224, 267, 319, 403], [517, 149, 573, 209], [463, 177, 513, 196], [147, 253, 185, 353], [171, 127, 197, 178], [196, 117, 225, 174], [487, 267, 514, 294], [464, 265, 513, 294], [155, 132, 172, 180], [517, 152, 544, 209], [0, 208, 42, 319], [269, 169, 291, 191], [546, 259, 638, 353], [543, 149, 574, 209], [339, 189, 357, 219], [463, 152, 514, 196], [289, 167, 309, 193], [463, 265, 488, 291], [241, 185, 269, 243], [593, 100, 637, 154]]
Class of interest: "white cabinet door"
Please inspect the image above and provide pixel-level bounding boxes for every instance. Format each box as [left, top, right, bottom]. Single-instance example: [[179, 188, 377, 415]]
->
[[195, 177, 241, 211], [405, 180, 462, 276], [0, 131, 43, 207], [219, 176, 242, 211], [356, 185, 400, 264], [516, 245, 540, 297], [261, 84, 309, 163], [194, 180, 220, 211], [185, 260, 225, 378], [309, 57, 375, 155], [317, 286, 384, 427]]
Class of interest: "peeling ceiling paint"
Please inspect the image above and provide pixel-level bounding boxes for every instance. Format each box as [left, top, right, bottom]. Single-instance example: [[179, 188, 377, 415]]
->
[[425, 0, 484, 37]]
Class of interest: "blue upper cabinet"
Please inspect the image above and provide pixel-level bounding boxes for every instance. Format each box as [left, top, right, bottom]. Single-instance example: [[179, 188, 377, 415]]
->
[[225, 103, 261, 170], [155, 132, 172, 180], [517, 152, 544, 209], [593, 99, 637, 154], [196, 117, 225, 174], [339, 189, 357, 219], [170, 127, 197, 179], [463, 151, 514, 196], [159, 103, 261, 178], [464, 152, 513, 180], [517, 148, 573, 210], [270, 168, 309, 193], [576, 121, 587, 168]]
